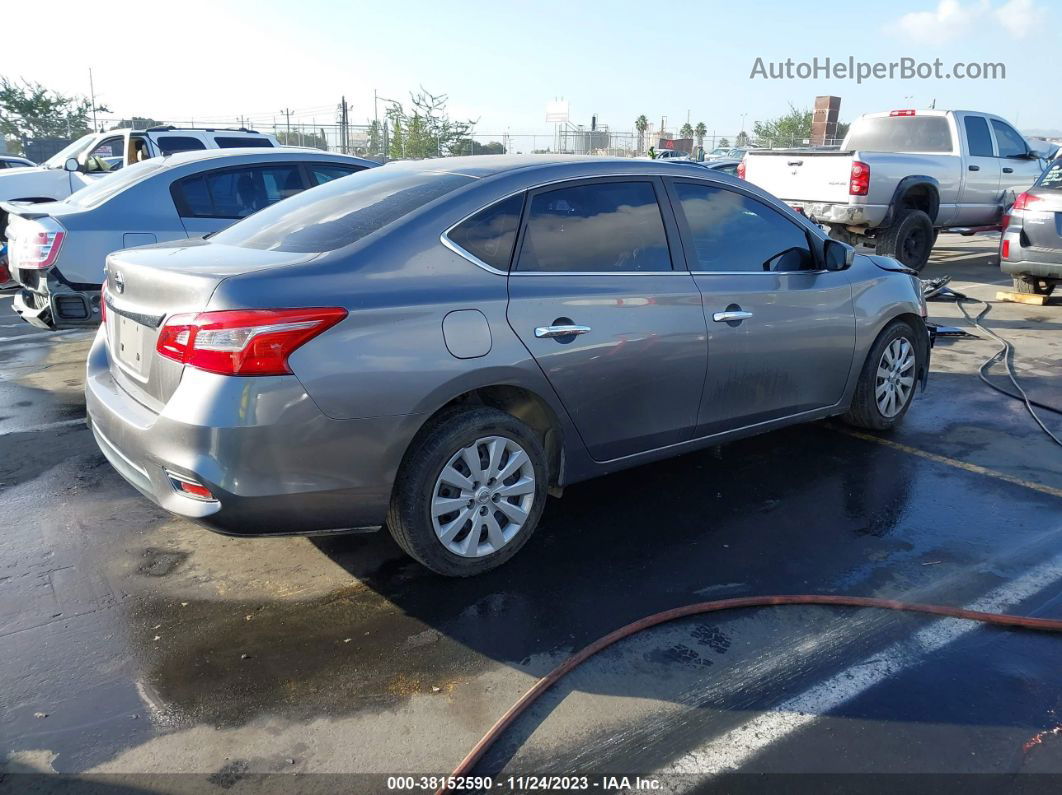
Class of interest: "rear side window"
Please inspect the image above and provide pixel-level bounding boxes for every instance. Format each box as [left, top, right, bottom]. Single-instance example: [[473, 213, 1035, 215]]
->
[[214, 136, 273, 148], [991, 120, 1028, 158], [964, 116, 994, 157], [516, 181, 670, 273], [845, 116, 952, 153], [674, 182, 813, 273], [447, 194, 523, 270], [1038, 160, 1062, 190], [211, 167, 474, 252], [157, 136, 207, 155], [172, 164, 304, 219], [308, 164, 364, 185]]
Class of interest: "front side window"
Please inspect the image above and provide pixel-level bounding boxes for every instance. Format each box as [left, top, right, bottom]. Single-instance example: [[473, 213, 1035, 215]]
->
[[85, 137, 124, 172], [157, 136, 207, 155], [991, 120, 1028, 158], [516, 181, 670, 273], [674, 182, 814, 273], [172, 164, 303, 219], [964, 116, 994, 157], [448, 194, 523, 270]]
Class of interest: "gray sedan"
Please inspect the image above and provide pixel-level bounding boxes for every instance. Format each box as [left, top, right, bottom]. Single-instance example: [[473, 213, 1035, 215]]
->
[[86, 156, 930, 576], [5, 148, 376, 329], [1000, 157, 1062, 296]]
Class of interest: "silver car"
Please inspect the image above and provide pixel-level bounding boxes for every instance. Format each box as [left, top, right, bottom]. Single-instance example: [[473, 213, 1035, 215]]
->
[[86, 156, 930, 576], [4, 148, 376, 329], [1000, 157, 1062, 296]]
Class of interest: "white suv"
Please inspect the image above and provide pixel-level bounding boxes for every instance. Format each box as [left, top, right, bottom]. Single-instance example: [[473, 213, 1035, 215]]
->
[[0, 126, 278, 208]]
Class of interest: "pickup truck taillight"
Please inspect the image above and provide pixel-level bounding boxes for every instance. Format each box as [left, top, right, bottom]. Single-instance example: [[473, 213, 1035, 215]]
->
[[156, 307, 347, 376], [736, 158, 746, 179], [11, 221, 65, 269], [849, 161, 870, 196]]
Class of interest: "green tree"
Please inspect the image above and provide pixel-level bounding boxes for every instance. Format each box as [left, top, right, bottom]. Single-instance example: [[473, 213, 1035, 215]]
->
[[114, 116, 164, 129], [366, 119, 383, 155], [276, 129, 328, 150], [835, 121, 850, 141], [0, 76, 108, 152], [736, 130, 749, 147], [635, 114, 649, 153], [694, 121, 707, 149], [718, 137, 730, 148], [680, 122, 694, 141], [381, 88, 475, 159], [753, 104, 813, 147]]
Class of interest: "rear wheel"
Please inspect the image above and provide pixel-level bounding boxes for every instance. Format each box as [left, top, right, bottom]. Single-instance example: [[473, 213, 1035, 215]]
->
[[1012, 276, 1054, 296], [876, 209, 935, 272], [844, 320, 921, 431], [387, 407, 548, 577]]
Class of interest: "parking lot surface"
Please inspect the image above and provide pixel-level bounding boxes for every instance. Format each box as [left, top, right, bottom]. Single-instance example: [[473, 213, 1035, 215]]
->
[[1, 235, 1060, 791]]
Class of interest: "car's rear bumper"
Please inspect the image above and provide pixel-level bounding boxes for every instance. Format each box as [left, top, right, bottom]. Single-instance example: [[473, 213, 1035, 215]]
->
[[85, 326, 417, 536], [1000, 256, 1062, 281], [11, 270, 100, 329], [781, 201, 889, 229]]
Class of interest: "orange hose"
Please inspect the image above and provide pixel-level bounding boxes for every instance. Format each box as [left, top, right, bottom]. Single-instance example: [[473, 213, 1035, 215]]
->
[[438, 594, 1062, 793]]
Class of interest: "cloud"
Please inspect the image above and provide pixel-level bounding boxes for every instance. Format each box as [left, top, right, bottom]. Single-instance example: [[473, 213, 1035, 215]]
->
[[894, 0, 1045, 42]]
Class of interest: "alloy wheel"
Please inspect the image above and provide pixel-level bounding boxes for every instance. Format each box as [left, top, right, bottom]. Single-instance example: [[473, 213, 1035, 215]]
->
[[431, 435, 536, 558], [875, 337, 915, 418]]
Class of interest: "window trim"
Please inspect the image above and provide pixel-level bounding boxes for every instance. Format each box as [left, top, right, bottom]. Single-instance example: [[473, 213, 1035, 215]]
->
[[664, 176, 826, 275], [169, 161, 312, 220]]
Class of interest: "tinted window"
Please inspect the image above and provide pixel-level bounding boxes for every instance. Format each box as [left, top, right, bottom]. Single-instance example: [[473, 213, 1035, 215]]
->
[[1038, 160, 1062, 190], [308, 164, 363, 185], [516, 181, 670, 273], [845, 116, 952, 153], [448, 194, 523, 270], [991, 120, 1028, 158], [711, 163, 739, 175], [214, 137, 273, 148], [212, 167, 473, 252], [964, 116, 994, 157], [674, 182, 813, 273], [157, 136, 207, 155], [67, 159, 168, 209], [173, 164, 303, 219]]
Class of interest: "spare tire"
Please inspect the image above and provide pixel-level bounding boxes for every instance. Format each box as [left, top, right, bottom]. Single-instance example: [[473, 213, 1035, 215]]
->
[[875, 209, 935, 272]]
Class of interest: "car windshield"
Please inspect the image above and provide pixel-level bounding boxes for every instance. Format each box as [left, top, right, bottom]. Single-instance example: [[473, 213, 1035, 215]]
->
[[65, 159, 169, 208], [844, 116, 953, 153], [42, 134, 97, 169], [1038, 160, 1062, 190], [212, 166, 474, 253]]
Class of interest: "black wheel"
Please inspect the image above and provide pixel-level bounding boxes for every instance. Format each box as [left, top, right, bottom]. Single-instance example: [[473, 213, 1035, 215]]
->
[[844, 320, 921, 431], [875, 209, 935, 272], [387, 407, 548, 577], [1012, 276, 1053, 296]]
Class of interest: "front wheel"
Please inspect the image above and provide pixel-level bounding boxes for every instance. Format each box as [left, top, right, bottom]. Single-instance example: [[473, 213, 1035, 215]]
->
[[844, 320, 921, 431], [387, 407, 548, 576]]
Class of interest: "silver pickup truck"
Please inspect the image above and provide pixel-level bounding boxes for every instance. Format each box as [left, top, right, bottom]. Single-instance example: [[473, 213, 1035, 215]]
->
[[740, 109, 1053, 270]]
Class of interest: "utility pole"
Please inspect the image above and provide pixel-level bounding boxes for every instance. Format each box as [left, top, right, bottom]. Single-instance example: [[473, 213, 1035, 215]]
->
[[88, 68, 98, 131], [280, 108, 293, 143]]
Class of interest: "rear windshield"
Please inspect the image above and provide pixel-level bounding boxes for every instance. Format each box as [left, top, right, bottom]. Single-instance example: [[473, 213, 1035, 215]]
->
[[212, 167, 474, 253], [66, 159, 169, 208], [1038, 160, 1062, 190], [845, 116, 953, 153]]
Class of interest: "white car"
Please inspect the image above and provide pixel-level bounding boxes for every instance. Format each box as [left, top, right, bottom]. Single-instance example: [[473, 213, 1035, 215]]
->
[[0, 154, 35, 169]]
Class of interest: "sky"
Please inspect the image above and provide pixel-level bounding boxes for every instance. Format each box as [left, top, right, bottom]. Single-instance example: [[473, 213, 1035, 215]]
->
[[1, 0, 1057, 141]]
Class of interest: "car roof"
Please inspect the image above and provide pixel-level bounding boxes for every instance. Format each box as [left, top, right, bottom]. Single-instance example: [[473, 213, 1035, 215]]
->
[[156, 147, 378, 168]]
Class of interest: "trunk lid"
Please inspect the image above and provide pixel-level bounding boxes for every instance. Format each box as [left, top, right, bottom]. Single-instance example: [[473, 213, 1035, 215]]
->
[[1016, 187, 1062, 251], [103, 240, 318, 410], [742, 151, 855, 204]]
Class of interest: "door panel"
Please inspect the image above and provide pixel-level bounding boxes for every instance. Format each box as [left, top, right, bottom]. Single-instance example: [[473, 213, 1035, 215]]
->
[[957, 115, 1002, 225]]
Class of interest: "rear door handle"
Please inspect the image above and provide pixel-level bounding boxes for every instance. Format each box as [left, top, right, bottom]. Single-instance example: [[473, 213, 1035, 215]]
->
[[712, 310, 753, 322], [968, 164, 980, 171], [787, 159, 803, 166], [535, 324, 592, 338], [1002, 167, 1014, 173]]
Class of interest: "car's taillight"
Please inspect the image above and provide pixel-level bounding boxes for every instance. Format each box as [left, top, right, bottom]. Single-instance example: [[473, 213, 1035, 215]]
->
[[736, 158, 746, 179], [890, 109, 916, 116], [1010, 192, 1040, 211], [849, 160, 870, 196], [13, 226, 65, 269], [155, 307, 347, 376], [1001, 240, 1011, 259]]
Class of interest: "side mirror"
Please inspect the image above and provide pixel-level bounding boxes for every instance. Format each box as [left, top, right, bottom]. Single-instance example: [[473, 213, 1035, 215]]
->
[[824, 239, 855, 271], [64, 157, 80, 172]]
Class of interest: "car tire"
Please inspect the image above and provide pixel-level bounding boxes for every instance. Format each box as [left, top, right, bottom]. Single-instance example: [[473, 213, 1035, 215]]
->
[[1012, 276, 1054, 296], [876, 209, 935, 272], [844, 320, 921, 431], [387, 407, 549, 577]]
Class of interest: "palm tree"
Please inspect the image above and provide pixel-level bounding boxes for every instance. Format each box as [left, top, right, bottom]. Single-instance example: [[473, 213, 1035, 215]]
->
[[680, 122, 694, 141], [635, 114, 649, 154], [694, 121, 707, 150]]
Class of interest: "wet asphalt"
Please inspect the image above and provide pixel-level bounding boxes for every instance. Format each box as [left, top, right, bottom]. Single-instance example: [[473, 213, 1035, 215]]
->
[[0, 235, 1060, 792]]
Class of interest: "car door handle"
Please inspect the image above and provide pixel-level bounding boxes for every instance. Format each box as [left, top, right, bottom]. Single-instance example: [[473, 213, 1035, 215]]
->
[[1003, 167, 1014, 173], [787, 159, 803, 166], [535, 324, 592, 338], [968, 164, 980, 171], [712, 310, 754, 322]]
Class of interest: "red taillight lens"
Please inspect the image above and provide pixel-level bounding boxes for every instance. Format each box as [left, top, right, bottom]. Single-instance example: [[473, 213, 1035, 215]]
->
[[1010, 192, 1039, 211], [736, 158, 746, 179], [1001, 240, 1011, 259], [13, 228, 65, 269], [890, 109, 916, 116], [155, 307, 347, 376], [849, 160, 870, 196]]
